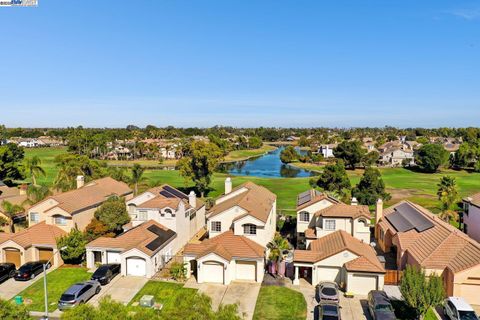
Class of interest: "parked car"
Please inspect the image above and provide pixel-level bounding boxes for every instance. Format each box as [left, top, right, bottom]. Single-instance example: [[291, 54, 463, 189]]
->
[[443, 297, 479, 320], [14, 261, 50, 281], [91, 264, 120, 285], [314, 302, 341, 320], [0, 263, 16, 283], [367, 290, 396, 320], [316, 281, 339, 302], [58, 280, 101, 310]]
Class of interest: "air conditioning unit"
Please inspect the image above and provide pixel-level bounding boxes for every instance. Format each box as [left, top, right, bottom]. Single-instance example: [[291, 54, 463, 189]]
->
[[139, 295, 155, 308]]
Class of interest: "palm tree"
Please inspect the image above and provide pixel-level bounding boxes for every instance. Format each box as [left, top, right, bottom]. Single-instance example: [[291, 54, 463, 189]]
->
[[1, 200, 23, 233], [23, 184, 51, 206], [437, 176, 459, 222], [23, 156, 46, 185], [267, 233, 292, 262], [130, 163, 146, 195]]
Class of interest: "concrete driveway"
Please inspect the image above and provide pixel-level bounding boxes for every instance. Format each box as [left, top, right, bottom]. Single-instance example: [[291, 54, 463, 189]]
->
[[0, 268, 56, 300], [88, 276, 148, 306], [340, 295, 371, 320]]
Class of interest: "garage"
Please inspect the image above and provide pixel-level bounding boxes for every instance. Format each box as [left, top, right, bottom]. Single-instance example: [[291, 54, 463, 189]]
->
[[317, 266, 342, 284], [235, 260, 256, 281], [4, 248, 21, 268], [456, 284, 480, 306], [38, 248, 54, 264], [202, 261, 224, 284], [107, 251, 121, 264], [126, 257, 147, 276], [348, 274, 378, 295]]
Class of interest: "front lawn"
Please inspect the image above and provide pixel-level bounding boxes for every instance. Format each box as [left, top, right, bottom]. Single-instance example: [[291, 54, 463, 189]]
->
[[16, 267, 91, 312], [129, 281, 197, 312], [253, 286, 306, 320]]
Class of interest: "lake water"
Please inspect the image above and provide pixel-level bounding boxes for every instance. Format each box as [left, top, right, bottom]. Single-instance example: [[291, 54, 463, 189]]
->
[[218, 147, 317, 178]]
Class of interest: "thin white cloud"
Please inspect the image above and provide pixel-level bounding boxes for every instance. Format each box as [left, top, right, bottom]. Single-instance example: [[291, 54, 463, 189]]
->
[[450, 8, 480, 20]]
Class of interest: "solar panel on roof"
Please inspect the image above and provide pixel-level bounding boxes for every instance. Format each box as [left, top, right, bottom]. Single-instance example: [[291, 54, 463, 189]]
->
[[163, 186, 188, 199], [386, 211, 413, 232], [386, 203, 434, 233], [159, 190, 175, 198], [297, 191, 312, 206], [145, 225, 176, 251]]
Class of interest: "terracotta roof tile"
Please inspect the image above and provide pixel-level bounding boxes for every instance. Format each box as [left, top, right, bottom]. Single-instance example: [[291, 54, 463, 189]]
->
[[136, 185, 204, 210], [296, 190, 341, 211], [465, 192, 480, 208], [314, 203, 371, 220], [0, 221, 66, 248]]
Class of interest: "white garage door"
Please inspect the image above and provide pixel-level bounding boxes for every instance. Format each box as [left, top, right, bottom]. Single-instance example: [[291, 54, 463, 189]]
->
[[126, 258, 147, 277], [235, 261, 256, 281], [348, 274, 378, 295], [202, 262, 224, 283], [317, 267, 342, 284], [107, 251, 121, 264]]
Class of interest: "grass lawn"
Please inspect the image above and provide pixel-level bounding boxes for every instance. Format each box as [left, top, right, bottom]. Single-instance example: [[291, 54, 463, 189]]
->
[[425, 308, 438, 320], [253, 286, 306, 320], [16, 267, 91, 312], [129, 281, 197, 312], [223, 144, 277, 162], [102, 158, 177, 168], [24, 147, 67, 186]]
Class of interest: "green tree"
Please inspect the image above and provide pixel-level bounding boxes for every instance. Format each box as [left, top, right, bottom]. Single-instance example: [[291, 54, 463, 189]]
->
[[267, 233, 292, 262], [0, 143, 25, 185], [298, 136, 309, 147], [352, 167, 391, 205], [23, 184, 51, 206], [415, 144, 449, 173], [53, 154, 103, 191], [362, 151, 380, 167], [56, 229, 87, 264], [400, 265, 445, 318], [0, 299, 33, 319], [333, 140, 366, 169], [316, 160, 351, 196], [94, 197, 130, 234], [437, 176, 459, 223], [84, 218, 115, 242], [0, 200, 23, 233], [248, 136, 263, 149], [23, 156, 45, 185], [177, 141, 223, 197], [279, 146, 298, 164], [130, 163, 146, 195]]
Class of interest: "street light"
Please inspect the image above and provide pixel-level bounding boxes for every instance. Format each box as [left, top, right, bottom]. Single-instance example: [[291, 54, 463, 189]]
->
[[41, 246, 67, 320]]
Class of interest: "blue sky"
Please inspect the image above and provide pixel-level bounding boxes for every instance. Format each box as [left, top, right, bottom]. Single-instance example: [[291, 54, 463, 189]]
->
[[1, 0, 479, 128]]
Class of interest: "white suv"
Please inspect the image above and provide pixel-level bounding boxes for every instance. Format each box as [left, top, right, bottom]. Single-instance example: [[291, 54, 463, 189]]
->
[[443, 297, 479, 320]]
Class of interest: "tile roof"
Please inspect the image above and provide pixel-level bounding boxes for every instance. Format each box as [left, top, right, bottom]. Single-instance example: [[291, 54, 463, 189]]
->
[[0, 186, 28, 216], [183, 230, 264, 261], [464, 192, 480, 208], [294, 230, 384, 273], [379, 200, 480, 273], [296, 189, 341, 211], [40, 177, 132, 215], [0, 221, 66, 248], [208, 182, 276, 223], [86, 220, 176, 257], [315, 203, 371, 220], [136, 185, 204, 210]]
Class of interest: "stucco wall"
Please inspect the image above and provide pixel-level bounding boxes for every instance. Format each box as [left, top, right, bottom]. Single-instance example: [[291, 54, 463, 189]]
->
[[463, 204, 480, 242], [296, 199, 334, 234]]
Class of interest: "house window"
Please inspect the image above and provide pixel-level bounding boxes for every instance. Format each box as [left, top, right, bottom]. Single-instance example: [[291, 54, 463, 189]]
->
[[243, 224, 257, 235], [211, 221, 221, 232], [138, 210, 148, 221], [30, 212, 39, 223], [324, 219, 336, 231], [299, 212, 310, 222], [54, 216, 67, 226]]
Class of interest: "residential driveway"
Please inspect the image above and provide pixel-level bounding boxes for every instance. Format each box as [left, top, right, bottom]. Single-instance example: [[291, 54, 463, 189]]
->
[[0, 268, 56, 300], [340, 295, 371, 320], [89, 276, 148, 306]]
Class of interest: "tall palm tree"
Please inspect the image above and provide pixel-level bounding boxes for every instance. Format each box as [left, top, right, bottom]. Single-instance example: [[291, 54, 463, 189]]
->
[[130, 163, 146, 195], [267, 233, 292, 262], [23, 156, 46, 185], [1, 200, 23, 233], [22, 184, 51, 206], [437, 176, 459, 222]]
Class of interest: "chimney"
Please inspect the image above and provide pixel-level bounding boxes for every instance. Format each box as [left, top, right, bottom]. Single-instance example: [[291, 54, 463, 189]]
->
[[351, 197, 358, 206], [375, 198, 383, 224], [76, 175, 85, 189], [19, 184, 27, 195], [189, 190, 196, 208], [225, 177, 232, 195]]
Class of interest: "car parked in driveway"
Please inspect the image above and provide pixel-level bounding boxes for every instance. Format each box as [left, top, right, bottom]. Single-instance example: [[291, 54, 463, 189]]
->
[[0, 263, 16, 283], [91, 264, 120, 285], [58, 280, 101, 310], [14, 261, 50, 281], [314, 302, 341, 320], [367, 290, 396, 320], [443, 297, 479, 320], [316, 281, 339, 302]]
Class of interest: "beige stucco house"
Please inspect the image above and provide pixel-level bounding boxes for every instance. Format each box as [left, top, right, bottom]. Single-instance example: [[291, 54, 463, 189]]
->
[[27, 176, 133, 232], [0, 184, 28, 232], [376, 200, 480, 306], [183, 178, 276, 284]]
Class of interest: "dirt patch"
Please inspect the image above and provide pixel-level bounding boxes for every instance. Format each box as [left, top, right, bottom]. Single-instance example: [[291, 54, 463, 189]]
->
[[386, 188, 435, 202]]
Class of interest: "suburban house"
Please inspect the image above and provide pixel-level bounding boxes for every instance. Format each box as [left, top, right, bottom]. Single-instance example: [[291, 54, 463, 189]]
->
[[0, 221, 66, 268], [182, 178, 276, 284], [461, 193, 480, 243], [318, 144, 336, 158], [85, 220, 176, 277], [125, 185, 206, 255], [0, 183, 28, 232], [27, 176, 133, 232], [292, 230, 385, 295], [378, 141, 414, 167], [375, 200, 480, 306]]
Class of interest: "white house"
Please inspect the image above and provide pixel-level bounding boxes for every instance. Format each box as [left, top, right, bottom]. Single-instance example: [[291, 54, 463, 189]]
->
[[462, 193, 480, 243], [183, 178, 277, 284], [318, 144, 336, 158]]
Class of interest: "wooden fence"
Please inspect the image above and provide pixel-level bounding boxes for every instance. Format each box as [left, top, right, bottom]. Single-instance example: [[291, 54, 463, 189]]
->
[[384, 270, 403, 285]]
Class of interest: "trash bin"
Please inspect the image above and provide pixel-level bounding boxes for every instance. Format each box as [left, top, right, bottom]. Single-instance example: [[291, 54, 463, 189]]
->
[[14, 296, 23, 305]]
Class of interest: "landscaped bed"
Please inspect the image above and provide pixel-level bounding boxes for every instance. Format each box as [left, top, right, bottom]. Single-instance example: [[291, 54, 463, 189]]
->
[[16, 267, 91, 312], [253, 286, 306, 320], [129, 281, 197, 312]]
